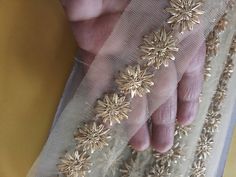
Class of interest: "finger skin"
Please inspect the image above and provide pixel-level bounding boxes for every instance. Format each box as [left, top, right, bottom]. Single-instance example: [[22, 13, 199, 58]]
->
[[151, 91, 177, 153], [148, 63, 178, 114], [177, 43, 206, 125], [71, 13, 122, 54], [129, 124, 150, 151], [125, 96, 150, 151], [63, 0, 130, 21]]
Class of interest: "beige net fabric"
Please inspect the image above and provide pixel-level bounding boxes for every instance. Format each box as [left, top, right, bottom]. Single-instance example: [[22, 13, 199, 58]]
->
[[27, 0, 235, 177]]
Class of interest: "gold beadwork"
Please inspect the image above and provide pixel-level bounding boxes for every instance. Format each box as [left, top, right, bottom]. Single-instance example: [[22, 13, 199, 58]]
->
[[95, 93, 131, 125], [99, 154, 123, 176], [154, 142, 183, 166], [74, 122, 111, 153], [166, 0, 204, 33], [196, 134, 213, 160], [214, 14, 228, 33], [204, 31, 220, 80], [120, 159, 135, 177], [230, 36, 236, 55], [148, 164, 171, 177], [140, 28, 179, 69], [57, 151, 92, 177], [116, 65, 154, 98], [190, 160, 206, 177], [146, 123, 188, 177], [189, 34, 236, 177], [206, 31, 220, 58], [204, 12, 229, 80], [204, 110, 221, 133], [228, 0, 236, 9], [174, 124, 191, 139], [120, 158, 144, 177]]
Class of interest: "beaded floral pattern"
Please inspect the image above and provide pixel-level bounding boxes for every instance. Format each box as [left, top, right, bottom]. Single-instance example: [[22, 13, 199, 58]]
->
[[74, 122, 111, 153], [56, 0, 206, 176], [57, 151, 92, 177], [166, 0, 204, 33], [95, 93, 131, 125], [189, 34, 236, 177], [116, 65, 154, 98], [140, 28, 179, 69]]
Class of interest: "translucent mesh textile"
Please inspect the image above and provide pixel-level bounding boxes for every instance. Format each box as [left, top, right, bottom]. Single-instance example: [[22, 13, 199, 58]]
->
[[27, 0, 232, 176]]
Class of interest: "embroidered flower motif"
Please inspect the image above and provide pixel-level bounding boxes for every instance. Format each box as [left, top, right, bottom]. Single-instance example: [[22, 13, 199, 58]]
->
[[206, 31, 220, 57], [140, 28, 178, 69], [204, 111, 221, 133], [230, 36, 236, 55], [222, 59, 234, 79], [174, 124, 191, 139], [190, 160, 206, 177], [74, 122, 111, 153], [95, 93, 131, 125], [116, 65, 154, 98], [228, 0, 236, 9], [204, 58, 212, 80], [213, 89, 226, 107], [166, 0, 204, 33], [196, 134, 213, 160], [148, 163, 171, 177], [120, 159, 143, 177], [214, 14, 228, 33], [97, 153, 123, 176], [57, 150, 92, 177], [153, 142, 183, 166]]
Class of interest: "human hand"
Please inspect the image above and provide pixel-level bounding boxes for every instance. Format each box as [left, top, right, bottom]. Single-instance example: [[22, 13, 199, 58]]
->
[[61, 0, 205, 153]]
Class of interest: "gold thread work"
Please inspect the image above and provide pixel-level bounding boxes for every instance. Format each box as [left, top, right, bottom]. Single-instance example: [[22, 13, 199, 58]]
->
[[95, 93, 131, 126], [56, 0, 205, 176], [166, 0, 204, 33], [140, 28, 179, 69], [74, 122, 111, 153]]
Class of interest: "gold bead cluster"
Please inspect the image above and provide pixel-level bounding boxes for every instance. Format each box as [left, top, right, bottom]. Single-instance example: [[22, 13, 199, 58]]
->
[[204, 13, 230, 80], [57, 0, 204, 176], [117, 4, 236, 177], [146, 124, 190, 177], [189, 34, 236, 177]]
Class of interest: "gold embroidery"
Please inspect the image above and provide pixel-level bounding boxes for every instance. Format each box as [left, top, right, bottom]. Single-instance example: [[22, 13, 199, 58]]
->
[[190, 160, 206, 177], [204, 13, 229, 80], [166, 0, 204, 33], [228, 0, 236, 9], [230, 36, 236, 56], [146, 124, 188, 176], [196, 134, 213, 160], [95, 93, 131, 126], [154, 142, 184, 166], [174, 124, 192, 139], [120, 158, 144, 177], [97, 152, 123, 176], [74, 122, 111, 153], [204, 109, 221, 133], [116, 65, 154, 98], [120, 159, 135, 177], [206, 31, 220, 58], [189, 34, 236, 177], [57, 0, 205, 175], [57, 151, 92, 177], [148, 163, 171, 177], [140, 28, 179, 69], [214, 14, 228, 33]]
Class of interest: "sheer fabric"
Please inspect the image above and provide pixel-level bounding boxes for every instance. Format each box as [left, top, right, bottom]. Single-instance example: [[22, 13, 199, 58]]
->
[[27, 0, 236, 177]]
